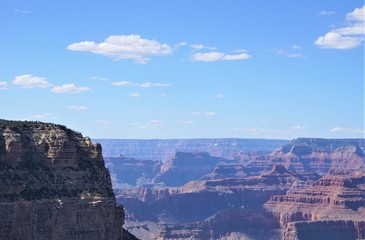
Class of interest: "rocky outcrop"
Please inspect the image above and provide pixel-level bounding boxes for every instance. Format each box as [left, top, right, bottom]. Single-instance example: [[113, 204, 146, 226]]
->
[[284, 220, 365, 240], [105, 155, 162, 188], [95, 138, 289, 161], [265, 172, 365, 239], [116, 165, 314, 239], [247, 138, 365, 175], [0, 120, 124, 240], [154, 152, 236, 187], [201, 164, 248, 180]]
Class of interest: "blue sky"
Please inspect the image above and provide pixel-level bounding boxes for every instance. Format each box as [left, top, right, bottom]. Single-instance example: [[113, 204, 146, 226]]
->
[[0, 0, 364, 139]]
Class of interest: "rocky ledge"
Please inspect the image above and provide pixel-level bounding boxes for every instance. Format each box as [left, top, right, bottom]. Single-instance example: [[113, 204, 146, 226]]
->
[[0, 120, 125, 240]]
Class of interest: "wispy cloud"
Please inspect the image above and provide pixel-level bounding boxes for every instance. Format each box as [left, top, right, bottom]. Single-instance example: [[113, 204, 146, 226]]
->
[[23, 113, 54, 120], [319, 10, 336, 15], [112, 81, 171, 88], [272, 45, 304, 58], [139, 82, 171, 88], [177, 120, 195, 125], [215, 94, 224, 98], [315, 5, 364, 49], [96, 120, 112, 128], [191, 44, 217, 50], [175, 42, 187, 48], [190, 112, 218, 116], [14, 9, 31, 14], [128, 92, 140, 97], [290, 125, 306, 130], [329, 127, 364, 134], [134, 120, 163, 129], [0, 81, 9, 90], [67, 34, 174, 63], [112, 81, 135, 86], [90, 76, 107, 81], [68, 105, 87, 110], [13, 74, 51, 89], [190, 51, 251, 62], [234, 127, 279, 135], [51, 84, 91, 94]]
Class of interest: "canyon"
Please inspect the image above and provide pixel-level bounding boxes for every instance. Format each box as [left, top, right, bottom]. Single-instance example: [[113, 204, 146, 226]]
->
[[1, 120, 363, 240], [106, 137, 365, 239]]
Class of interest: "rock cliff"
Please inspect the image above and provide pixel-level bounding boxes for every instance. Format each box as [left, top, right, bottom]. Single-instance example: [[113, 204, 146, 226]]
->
[[247, 138, 365, 175], [0, 120, 125, 240], [116, 165, 315, 239], [265, 172, 365, 239]]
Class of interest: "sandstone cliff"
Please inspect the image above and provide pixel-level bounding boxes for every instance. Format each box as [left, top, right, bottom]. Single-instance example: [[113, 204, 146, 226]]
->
[[247, 138, 365, 175], [116, 165, 314, 239], [265, 172, 365, 239], [0, 120, 125, 240]]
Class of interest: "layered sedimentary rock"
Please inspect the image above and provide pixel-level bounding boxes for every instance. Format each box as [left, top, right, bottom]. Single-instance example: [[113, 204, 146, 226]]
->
[[154, 152, 236, 187], [96, 138, 288, 161], [117, 165, 313, 239], [265, 172, 365, 239], [247, 138, 365, 175], [105, 155, 162, 188], [201, 164, 248, 180], [0, 120, 124, 240]]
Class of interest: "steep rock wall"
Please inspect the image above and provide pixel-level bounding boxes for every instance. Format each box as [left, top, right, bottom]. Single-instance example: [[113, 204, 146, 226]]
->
[[0, 120, 124, 240]]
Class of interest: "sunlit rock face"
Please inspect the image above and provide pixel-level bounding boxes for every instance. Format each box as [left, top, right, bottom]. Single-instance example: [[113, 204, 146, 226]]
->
[[0, 120, 124, 240]]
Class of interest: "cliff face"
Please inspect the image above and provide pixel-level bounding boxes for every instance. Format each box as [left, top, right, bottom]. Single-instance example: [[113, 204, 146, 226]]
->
[[265, 172, 365, 239], [116, 165, 314, 239], [0, 120, 124, 240], [246, 138, 365, 175]]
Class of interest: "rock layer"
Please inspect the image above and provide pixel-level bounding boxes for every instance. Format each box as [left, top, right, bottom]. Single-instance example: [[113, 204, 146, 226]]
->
[[0, 120, 124, 240]]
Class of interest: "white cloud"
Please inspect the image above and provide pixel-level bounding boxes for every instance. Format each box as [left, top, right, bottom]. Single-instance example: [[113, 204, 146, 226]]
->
[[28, 113, 52, 120], [150, 93, 167, 97], [291, 45, 302, 49], [190, 51, 251, 62], [329, 127, 364, 134], [335, 23, 365, 35], [272, 48, 303, 58], [177, 120, 195, 125], [96, 120, 112, 128], [134, 120, 163, 129], [290, 125, 306, 130], [67, 34, 173, 63], [190, 112, 218, 116], [216, 94, 224, 98], [315, 5, 364, 49], [14, 9, 31, 14], [112, 81, 135, 86], [346, 5, 364, 22], [319, 10, 336, 15], [191, 44, 217, 50], [128, 92, 140, 97], [315, 32, 363, 49], [175, 42, 187, 48], [90, 76, 107, 81], [68, 105, 87, 110], [139, 82, 171, 88], [234, 127, 278, 135], [0, 81, 9, 90], [13, 74, 51, 89], [112, 81, 171, 88], [51, 84, 91, 94]]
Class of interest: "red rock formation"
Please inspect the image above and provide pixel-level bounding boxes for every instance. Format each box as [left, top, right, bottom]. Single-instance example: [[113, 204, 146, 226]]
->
[[265, 172, 365, 239], [0, 120, 125, 240]]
